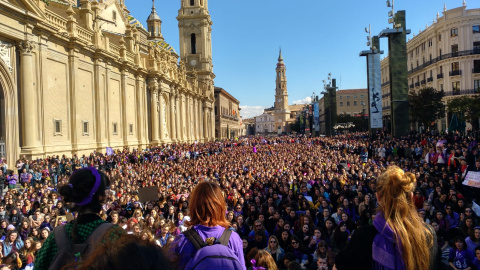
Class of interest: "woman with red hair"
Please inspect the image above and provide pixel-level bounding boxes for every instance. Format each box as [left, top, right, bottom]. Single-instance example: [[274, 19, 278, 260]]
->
[[168, 181, 246, 270]]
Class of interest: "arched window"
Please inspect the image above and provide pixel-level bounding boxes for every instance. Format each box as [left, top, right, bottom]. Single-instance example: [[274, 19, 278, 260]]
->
[[191, 33, 197, 54], [190, 0, 194, 6]]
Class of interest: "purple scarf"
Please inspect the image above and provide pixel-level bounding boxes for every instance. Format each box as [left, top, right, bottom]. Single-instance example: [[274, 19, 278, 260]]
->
[[372, 213, 405, 270]]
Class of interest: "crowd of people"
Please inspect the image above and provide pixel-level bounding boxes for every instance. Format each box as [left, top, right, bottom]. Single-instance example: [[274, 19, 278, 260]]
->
[[0, 130, 479, 269]]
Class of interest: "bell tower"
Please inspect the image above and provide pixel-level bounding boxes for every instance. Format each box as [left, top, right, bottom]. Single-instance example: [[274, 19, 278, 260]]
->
[[177, 0, 213, 74], [146, 0, 163, 40], [274, 49, 290, 133], [177, 0, 215, 141]]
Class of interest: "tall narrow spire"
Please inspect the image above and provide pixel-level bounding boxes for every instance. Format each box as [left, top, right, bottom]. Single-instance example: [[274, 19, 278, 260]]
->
[[443, 3, 447, 12], [147, 0, 162, 40], [148, 0, 161, 21], [278, 48, 283, 62], [463, 0, 466, 7]]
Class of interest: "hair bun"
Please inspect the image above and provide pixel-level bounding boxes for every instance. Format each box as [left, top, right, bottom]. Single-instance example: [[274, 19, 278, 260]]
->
[[402, 172, 416, 192], [59, 183, 75, 203]]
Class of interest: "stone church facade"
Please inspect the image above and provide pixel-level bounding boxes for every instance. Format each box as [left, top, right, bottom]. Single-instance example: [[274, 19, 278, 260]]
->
[[0, 0, 215, 168]]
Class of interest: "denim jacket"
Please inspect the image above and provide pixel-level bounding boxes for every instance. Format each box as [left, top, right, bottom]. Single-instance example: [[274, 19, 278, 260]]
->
[[3, 238, 24, 256]]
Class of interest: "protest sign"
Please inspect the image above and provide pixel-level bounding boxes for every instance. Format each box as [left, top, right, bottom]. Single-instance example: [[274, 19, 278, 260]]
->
[[463, 171, 480, 188], [138, 186, 159, 202]]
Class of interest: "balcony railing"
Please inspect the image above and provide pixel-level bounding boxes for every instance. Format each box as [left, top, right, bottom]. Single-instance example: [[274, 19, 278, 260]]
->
[[427, 77, 433, 82], [421, 80, 426, 85], [381, 81, 390, 87], [221, 114, 239, 121], [383, 106, 391, 110], [437, 73, 444, 79], [473, 68, 480, 74], [415, 82, 420, 87], [407, 49, 480, 75], [444, 89, 480, 97], [449, 70, 462, 76]]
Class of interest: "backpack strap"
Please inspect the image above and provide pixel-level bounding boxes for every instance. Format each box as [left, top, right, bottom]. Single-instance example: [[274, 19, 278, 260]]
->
[[84, 223, 115, 246], [53, 225, 71, 253], [184, 228, 206, 250], [218, 228, 232, 247], [53, 223, 114, 256]]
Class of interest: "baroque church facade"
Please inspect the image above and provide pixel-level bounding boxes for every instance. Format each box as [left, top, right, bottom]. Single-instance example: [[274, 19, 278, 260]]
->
[[0, 0, 215, 168]]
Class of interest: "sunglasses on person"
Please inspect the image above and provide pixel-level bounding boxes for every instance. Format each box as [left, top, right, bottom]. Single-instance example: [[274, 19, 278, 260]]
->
[[269, 240, 276, 243], [255, 224, 262, 228], [291, 241, 298, 245]]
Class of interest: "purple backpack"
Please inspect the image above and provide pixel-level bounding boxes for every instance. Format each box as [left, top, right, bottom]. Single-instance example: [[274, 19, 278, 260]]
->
[[183, 228, 243, 270]]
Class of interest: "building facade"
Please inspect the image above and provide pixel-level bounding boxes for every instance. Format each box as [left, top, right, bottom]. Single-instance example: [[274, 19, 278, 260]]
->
[[0, 0, 215, 169], [214, 87, 241, 139], [381, 3, 480, 131], [336, 89, 369, 116], [318, 88, 367, 134], [255, 113, 275, 134]]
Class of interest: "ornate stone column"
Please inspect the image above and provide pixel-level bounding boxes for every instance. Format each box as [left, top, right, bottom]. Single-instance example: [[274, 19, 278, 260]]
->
[[169, 89, 176, 141], [175, 93, 181, 142], [135, 74, 145, 147], [17, 41, 37, 151], [199, 100, 207, 142], [208, 107, 213, 140], [196, 99, 200, 141], [186, 94, 192, 142], [158, 86, 165, 142], [148, 78, 159, 144], [210, 105, 215, 140], [177, 91, 183, 142], [120, 68, 128, 145], [180, 92, 186, 141], [203, 101, 208, 140], [194, 98, 199, 141]]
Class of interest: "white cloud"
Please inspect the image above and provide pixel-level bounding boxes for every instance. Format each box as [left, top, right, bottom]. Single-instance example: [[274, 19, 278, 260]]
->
[[240, 105, 266, 119], [291, 96, 312, 105]]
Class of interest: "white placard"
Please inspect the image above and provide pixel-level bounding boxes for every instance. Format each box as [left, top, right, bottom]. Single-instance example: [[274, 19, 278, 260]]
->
[[463, 171, 480, 188]]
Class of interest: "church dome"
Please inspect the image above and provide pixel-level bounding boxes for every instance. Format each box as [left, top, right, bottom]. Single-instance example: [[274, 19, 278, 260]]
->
[[148, 12, 161, 21], [147, 0, 161, 21]]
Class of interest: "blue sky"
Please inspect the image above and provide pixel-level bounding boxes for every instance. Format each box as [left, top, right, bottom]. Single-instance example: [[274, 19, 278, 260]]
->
[[124, 0, 480, 118]]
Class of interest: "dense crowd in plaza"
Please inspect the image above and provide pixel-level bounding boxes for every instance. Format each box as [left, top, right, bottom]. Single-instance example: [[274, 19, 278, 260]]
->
[[0, 131, 479, 269]]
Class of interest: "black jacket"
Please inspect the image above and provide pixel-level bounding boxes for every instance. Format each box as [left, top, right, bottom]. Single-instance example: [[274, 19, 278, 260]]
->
[[335, 224, 438, 270]]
